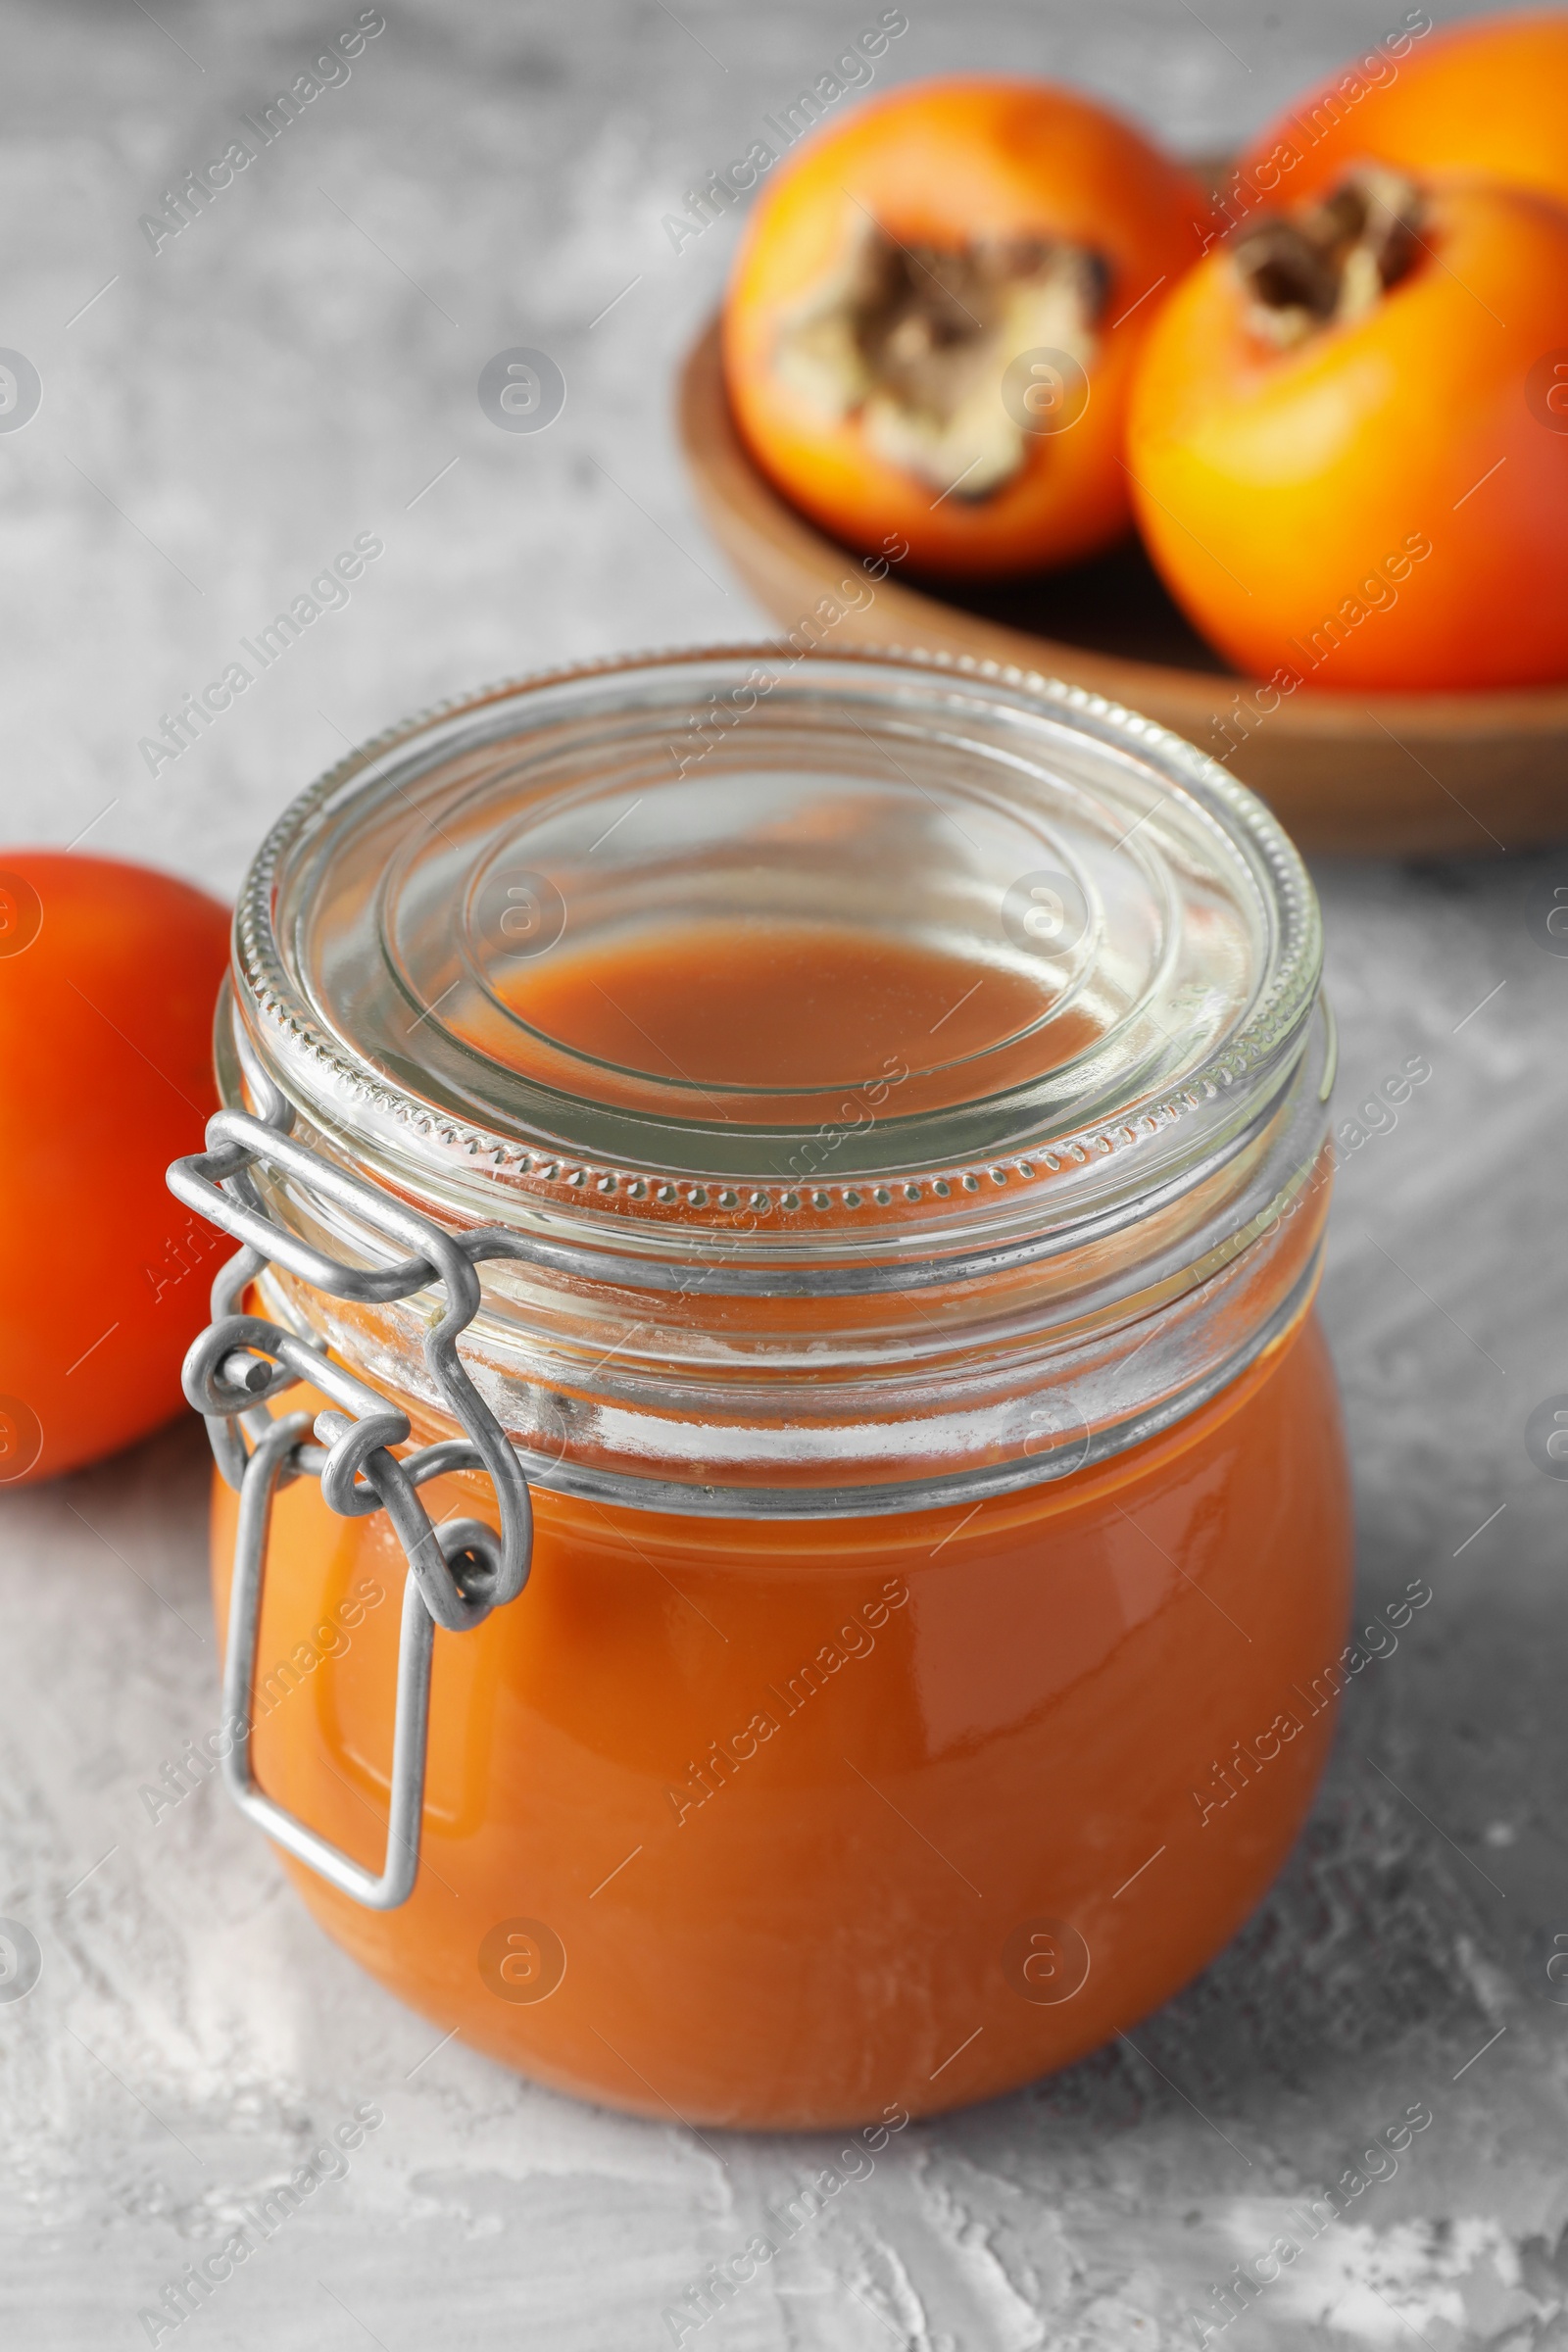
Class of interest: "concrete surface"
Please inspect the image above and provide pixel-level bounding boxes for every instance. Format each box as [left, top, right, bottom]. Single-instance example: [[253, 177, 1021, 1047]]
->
[[2, 3, 1566, 2346]]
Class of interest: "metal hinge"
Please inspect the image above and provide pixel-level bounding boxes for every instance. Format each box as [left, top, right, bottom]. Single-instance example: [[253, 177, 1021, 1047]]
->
[[167, 1049, 533, 1909]]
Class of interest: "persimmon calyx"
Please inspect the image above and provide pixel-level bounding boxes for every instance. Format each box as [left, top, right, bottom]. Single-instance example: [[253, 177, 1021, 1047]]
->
[[1232, 167, 1424, 348], [772, 217, 1108, 497]]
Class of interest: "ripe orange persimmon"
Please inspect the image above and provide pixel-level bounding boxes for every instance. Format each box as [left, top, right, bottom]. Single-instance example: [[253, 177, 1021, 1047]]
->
[[722, 77, 1209, 577], [1235, 9, 1568, 225], [0, 852, 231, 1486], [1126, 168, 1568, 691]]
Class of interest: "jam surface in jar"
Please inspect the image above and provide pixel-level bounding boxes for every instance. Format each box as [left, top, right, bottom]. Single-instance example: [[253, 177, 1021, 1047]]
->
[[203, 648, 1349, 2126]]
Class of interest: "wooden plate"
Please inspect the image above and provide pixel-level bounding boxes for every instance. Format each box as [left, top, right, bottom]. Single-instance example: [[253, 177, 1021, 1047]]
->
[[677, 315, 1568, 858]]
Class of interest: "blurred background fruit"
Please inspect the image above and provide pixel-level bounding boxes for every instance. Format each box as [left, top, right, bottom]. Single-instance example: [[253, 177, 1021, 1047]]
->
[[1126, 171, 1568, 690], [722, 75, 1208, 578], [0, 853, 230, 1486], [1238, 8, 1568, 218]]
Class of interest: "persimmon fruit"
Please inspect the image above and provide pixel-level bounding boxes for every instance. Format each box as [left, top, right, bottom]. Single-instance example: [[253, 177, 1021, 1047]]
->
[[1238, 9, 1568, 223], [1126, 168, 1568, 690], [0, 852, 231, 1486], [722, 77, 1209, 577]]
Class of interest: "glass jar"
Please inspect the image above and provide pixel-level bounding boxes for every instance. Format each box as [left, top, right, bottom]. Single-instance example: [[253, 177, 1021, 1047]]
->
[[174, 646, 1350, 2130]]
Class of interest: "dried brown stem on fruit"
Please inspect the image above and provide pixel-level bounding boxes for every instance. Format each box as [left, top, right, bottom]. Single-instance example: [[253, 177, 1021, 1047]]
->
[[1233, 167, 1425, 348], [774, 218, 1108, 497]]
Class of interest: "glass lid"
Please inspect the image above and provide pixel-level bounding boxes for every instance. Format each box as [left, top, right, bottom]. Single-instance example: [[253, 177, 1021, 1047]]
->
[[231, 647, 1321, 1263]]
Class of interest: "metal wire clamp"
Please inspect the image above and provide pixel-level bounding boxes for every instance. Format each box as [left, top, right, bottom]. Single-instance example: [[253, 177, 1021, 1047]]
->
[[167, 1059, 533, 1910]]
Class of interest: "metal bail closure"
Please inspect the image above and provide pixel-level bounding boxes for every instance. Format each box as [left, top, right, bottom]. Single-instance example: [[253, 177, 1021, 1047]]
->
[[168, 1050, 536, 1910]]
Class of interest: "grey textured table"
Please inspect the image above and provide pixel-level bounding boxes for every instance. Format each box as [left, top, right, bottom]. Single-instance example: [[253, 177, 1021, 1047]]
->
[[2, 4, 1564, 2345]]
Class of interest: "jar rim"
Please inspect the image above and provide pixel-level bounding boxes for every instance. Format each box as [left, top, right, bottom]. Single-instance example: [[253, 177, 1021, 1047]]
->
[[231, 644, 1322, 1289]]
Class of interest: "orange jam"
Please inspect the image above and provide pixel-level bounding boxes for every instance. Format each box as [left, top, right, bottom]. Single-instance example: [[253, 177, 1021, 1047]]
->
[[493, 919, 1105, 1105], [198, 649, 1349, 2126], [218, 1307, 1346, 2127]]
